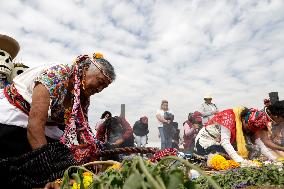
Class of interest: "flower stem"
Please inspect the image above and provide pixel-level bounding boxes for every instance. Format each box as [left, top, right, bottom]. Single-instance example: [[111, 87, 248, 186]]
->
[[138, 157, 162, 189], [158, 156, 221, 189]]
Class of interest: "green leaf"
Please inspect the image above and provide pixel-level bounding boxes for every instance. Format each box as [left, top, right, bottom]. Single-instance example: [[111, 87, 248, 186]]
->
[[165, 170, 184, 189], [72, 172, 82, 185], [122, 172, 144, 189]]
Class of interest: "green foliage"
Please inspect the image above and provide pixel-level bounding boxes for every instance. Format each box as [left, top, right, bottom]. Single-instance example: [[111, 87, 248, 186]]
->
[[60, 156, 220, 189], [194, 163, 284, 189]]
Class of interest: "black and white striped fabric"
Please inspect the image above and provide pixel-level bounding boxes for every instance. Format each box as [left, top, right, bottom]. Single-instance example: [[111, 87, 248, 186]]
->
[[0, 142, 77, 188]]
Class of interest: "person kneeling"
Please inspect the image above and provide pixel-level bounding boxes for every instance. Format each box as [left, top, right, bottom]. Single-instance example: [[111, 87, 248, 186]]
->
[[194, 103, 284, 164]]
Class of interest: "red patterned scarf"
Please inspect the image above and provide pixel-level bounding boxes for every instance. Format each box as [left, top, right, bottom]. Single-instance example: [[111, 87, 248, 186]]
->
[[60, 55, 98, 163], [3, 84, 30, 115], [205, 109, 236, 143]]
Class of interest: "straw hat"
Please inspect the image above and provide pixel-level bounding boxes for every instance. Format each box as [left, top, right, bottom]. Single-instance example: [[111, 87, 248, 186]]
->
[[204, 93, 213, 99], [0, 34, 20, 59]]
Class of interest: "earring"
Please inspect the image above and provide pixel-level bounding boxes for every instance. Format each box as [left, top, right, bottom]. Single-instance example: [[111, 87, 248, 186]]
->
[[82, 80, 86, 90], [82, 74, 86, 90]]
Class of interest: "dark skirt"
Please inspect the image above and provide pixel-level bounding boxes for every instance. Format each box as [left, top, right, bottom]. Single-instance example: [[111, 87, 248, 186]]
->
[[194, 138, 226, 156], [0, 124, 76, 188], [0, 123, 58, 158]]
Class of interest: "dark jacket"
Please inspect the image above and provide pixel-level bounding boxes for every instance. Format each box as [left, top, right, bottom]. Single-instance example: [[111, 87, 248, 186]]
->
[[133, 120, 149, 136], [96, 116, 134, 144]]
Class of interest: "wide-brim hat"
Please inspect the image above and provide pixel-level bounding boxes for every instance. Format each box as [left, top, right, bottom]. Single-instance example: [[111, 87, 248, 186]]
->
[[204, 93, 212, 99], [0, 34, 20, 59]]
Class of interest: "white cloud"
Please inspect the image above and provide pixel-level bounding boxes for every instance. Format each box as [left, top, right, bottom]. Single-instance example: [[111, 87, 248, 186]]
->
[[1, 0, 284, 142]]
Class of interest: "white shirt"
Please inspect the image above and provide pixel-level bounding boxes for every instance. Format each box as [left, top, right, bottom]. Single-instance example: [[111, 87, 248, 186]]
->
[[195, 124, 276, 162], [13, 64, 51, 104], [156, 109, 172, 127], [0, 64, 64, 140], [200, 102, 218, 124]]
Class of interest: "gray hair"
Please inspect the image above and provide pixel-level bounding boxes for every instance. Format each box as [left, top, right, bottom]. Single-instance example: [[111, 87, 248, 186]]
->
[[96, 58, 116, 81]]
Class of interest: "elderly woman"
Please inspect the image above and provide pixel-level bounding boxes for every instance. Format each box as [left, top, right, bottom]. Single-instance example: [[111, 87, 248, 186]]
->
[[194, 102, 284, 163], [0, 52, 115, 187]]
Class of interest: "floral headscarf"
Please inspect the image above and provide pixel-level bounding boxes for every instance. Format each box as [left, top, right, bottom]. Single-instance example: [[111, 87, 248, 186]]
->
[[245, 108, 270, 132]]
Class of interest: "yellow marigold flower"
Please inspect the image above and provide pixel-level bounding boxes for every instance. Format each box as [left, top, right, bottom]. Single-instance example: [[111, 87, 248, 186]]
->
[[107, 163, 121, 171], [208, 154, 240, 170], [146, 160, 153, 165], [94, 52, 104, 59], [83, 172, 93, 177], [220, 161, 230, 170], [277, 157, 284, 161], [83, 175, 93, 188], [252, 160, 262, 167], [72, 172, 93, 189], [209, 154, 226, 170], [72, 182, 80, 189]]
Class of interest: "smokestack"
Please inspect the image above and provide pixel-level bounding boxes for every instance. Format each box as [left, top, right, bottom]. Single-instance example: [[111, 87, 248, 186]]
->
[[120, 104, 125, 118], [269, 92, 279, 104]]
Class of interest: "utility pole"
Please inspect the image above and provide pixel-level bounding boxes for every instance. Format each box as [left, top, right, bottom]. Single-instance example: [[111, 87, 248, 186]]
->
[[120, 104, 125, 118]]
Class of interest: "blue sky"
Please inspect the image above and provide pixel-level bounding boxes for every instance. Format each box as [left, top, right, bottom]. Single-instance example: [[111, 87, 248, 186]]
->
[[1, 0, 284, 141]]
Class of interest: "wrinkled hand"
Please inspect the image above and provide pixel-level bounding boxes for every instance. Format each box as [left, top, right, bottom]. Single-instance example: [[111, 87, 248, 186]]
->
[[44, 179, 75, 189], [213, 111, 219, 115], [113, 138, 124, 147], [44, 182, 60, 189], [164, 120, 170, 124]]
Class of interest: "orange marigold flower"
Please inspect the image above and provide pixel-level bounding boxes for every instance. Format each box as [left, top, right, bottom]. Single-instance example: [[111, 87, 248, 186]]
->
[[94, 52, 104, 59]]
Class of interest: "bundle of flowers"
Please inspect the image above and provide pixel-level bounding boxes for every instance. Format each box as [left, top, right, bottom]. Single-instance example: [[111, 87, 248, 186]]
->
[[207, 154, 240, 170], [58, 156, 221, 189]]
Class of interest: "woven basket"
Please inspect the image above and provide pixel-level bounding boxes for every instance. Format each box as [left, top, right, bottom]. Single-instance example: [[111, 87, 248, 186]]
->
[[82, 160, 120, 174]]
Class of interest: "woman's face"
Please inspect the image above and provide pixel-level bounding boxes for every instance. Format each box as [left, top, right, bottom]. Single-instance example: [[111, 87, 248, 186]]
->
[[241, 118, 251, 133], [141, 118, 148, 124], [161, 102, 168, 111], [105, 113, 110, 119], [82, 64, 111, 97], [204, 98, 212, 104]]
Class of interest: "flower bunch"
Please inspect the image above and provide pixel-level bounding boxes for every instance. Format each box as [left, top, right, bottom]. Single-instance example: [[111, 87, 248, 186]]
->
[[207, 154, 240, 170], [93, 52, 104, 59], [72, 172, 93, 189], [227, 160, 240, 169], [252, 160, 262, 167], [106, 162, 121, 171]]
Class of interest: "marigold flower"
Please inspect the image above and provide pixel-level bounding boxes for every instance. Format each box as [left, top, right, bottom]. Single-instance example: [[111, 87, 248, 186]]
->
[[107, 163, 121, 171], [94, 52, 104, 59], [252, 160, 262, 167], [72, 172, 93, 189], [208, 154, 240, 170]]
